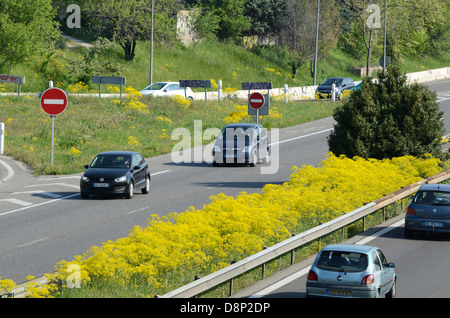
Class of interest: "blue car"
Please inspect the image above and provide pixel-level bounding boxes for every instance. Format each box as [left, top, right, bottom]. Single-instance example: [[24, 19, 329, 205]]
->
[[316, 77, 356, 99], [306, 244, 396, 298], [405, 183, 450, 237]]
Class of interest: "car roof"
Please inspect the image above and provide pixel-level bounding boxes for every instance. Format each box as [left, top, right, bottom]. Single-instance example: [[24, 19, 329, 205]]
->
[[418, 183, 450, 191], [97, 151, 140, 156], [324, 77, 352, 80], [320, 244, 377, 254], [223, 123, 262, 129]]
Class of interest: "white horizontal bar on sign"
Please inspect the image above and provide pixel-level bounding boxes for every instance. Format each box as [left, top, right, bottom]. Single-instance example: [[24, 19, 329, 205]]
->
[[43, 99, 64, 105]]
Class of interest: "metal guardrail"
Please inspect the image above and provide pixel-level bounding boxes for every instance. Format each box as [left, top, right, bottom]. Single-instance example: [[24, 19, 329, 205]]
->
[[161, 170, 450, 298]]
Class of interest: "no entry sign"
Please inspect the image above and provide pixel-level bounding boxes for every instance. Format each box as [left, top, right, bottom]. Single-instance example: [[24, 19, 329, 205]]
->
[[40, 87, 68, 116], [248, 92, 265, 110]]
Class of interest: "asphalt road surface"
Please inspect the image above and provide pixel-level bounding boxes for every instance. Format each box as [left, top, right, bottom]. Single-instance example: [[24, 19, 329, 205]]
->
[[0, 79, 449, 287]]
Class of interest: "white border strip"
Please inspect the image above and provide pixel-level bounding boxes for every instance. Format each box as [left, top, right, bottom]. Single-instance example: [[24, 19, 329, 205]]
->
[[0, 159, 14, 183]]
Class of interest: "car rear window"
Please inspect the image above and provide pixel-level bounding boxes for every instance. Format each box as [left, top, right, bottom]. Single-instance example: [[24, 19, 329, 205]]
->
[[316, 251, 368, 272], [413, 190, 450, 206]]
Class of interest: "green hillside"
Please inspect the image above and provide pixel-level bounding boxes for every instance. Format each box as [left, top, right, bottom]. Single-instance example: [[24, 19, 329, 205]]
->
[[1, 37, 449, 94]]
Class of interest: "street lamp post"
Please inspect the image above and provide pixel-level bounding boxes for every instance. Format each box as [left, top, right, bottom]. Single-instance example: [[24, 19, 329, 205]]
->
[[150, 0, 154, 85], [313, 0, 320, 86]]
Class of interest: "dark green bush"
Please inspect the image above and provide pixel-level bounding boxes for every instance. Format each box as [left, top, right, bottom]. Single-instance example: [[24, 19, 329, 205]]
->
[[328, 66, 444, 159]]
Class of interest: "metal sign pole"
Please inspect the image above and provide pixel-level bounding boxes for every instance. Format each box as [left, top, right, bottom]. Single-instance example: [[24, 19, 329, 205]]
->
[[50, 115, 55, 164]]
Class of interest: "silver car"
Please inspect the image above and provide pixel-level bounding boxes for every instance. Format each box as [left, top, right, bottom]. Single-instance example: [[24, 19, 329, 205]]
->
[[306, 244, 396, 298], [405, 183, 450, 237]]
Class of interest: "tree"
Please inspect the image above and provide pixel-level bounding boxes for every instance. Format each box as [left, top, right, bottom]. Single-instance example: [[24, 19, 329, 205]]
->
[[80, 0, 179, 61], [338, 0, 447, 68], [0, 0, 59, 72], [328, 66, 445, 159], [277, 0, 340, 79], [244, 0, 288, 38], [202, 0, 251, 43]]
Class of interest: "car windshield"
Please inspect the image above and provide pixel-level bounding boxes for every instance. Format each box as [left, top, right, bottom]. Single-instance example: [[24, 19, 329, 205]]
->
[[321, 78, 342, 85], [90, 155, 131, 169], [316, 251, 368, 273], [413, 190, 450, 206], [219, 127, 257, 140], [143, 82, 168, 91]]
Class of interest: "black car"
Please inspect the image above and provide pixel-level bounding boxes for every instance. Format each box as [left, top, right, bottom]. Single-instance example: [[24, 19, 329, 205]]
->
[[80, 151, 151, 199], [212, 123, 270, 167], [405, 183, 450, 237], [316, 77, 355, 99]]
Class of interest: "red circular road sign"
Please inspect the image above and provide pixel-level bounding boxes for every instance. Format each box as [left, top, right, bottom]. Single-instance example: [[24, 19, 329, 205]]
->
[[248, 92, 265, 110], [40, 87, 68, 116]]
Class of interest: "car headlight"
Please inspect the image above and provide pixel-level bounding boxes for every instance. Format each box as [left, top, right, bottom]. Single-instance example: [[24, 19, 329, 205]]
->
[[114, 176, 127, 183], [82, 175, 90, 182]]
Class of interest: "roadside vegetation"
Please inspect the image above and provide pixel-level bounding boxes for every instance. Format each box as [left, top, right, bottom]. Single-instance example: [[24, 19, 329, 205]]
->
[[0, 0, 449, 298]]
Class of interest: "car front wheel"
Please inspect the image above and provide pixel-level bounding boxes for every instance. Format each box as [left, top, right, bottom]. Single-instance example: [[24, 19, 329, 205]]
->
[[142, 175, 150, 194], [125, 181, 134, 199]]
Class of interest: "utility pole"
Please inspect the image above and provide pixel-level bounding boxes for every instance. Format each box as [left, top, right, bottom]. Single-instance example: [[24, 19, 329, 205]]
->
[[150, 0, 154, 85], [383, 0, 387, 74], [313, 0, 320, 86]]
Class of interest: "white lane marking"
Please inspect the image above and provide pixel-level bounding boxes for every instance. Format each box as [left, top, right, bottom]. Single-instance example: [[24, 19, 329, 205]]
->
[[38, 176, 80, 181], [0, 193, 80, 218], [0, 198, 33, 206], [16, 237, 49, 248], [127, 207, 149, 215], [269, 128, 333, 146], [250, 219, 404, 298], [12, 190, 62, 199], [26, 183, 79, 189], [0, 159, 14, 183], [355, 219, 405, 245], [150, 170, 170, 176]]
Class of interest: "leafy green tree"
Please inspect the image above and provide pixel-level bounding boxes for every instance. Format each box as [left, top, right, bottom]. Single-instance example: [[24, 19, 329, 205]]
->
[[244, 0, 288, 37], [203, 0, 251, 43], [328, 66, 445, 159], [79, 0, 179, 61], [0, 0, 59, 72]]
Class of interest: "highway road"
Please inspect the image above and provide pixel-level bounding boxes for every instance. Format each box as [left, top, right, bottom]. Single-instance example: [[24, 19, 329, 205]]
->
[[0, 79, 449, 289]]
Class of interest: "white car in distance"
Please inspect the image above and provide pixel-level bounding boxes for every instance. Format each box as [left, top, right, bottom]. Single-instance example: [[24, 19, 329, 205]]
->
[[139, 82, 194, 100]]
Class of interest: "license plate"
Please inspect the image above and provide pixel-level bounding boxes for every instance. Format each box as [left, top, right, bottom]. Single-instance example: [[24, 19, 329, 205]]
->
[[327, 289, 351, 297], [423, 221, 444, 227], [94, 183, 109, 188]]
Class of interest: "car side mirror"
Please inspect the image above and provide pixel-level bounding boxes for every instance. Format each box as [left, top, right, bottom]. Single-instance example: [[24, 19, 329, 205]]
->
[[84, 164, 89, 169], [132, 165, 140, 171], [388, 262, 395, 268]]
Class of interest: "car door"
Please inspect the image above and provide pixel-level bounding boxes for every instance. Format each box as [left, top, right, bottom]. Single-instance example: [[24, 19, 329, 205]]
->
[[376, 249, 394, 296], [131, 154, 144, 188]]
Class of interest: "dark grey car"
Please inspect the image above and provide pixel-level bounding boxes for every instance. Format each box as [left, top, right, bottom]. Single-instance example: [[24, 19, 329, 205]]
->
[[316, 77, 355, 99], [212, 123, 270, 167], [405, 183, 450, 237]]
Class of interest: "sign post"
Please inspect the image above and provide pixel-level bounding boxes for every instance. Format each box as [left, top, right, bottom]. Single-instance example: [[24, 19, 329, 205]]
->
[[0, 74, 25, 98], [248, 92, 265, 124], [40, 87, 68, 164]]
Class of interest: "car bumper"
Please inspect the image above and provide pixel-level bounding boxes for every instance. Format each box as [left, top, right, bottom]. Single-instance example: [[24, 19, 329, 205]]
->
[[306, 282, 378, 298], [213, 153, 251, 164], [80, 182, 128, 195], [405, 215, 450, 234]]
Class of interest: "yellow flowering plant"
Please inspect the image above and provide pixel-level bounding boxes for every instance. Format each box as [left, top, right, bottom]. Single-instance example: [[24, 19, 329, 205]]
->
[[45, 153, 444, 297]]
